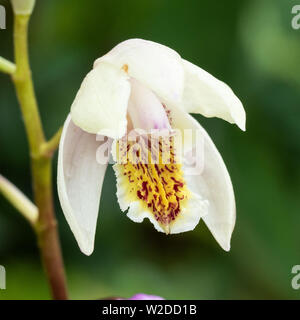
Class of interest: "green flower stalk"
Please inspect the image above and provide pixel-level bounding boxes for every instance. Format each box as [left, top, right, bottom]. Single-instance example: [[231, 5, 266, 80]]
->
[[0, 174, 38, 226], [0, 57, 16, 74], [0, 1, 68, 299]]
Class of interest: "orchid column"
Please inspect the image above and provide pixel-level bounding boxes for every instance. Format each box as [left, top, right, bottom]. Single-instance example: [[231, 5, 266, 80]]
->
[[0, 0, 68, 299]]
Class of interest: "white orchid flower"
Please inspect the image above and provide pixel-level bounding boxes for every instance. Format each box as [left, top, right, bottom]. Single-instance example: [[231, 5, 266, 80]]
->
[[57, 39, 245, 256]]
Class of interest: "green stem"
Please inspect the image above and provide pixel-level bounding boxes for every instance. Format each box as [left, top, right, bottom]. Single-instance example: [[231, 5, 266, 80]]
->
[[0, 57, 16, 74], [12, 14, 68, 300], [40, 127, 63, 158], [0, 174, 38, 226]]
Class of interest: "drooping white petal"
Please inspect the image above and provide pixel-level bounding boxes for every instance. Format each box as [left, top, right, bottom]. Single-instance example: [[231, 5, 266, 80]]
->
[[170, 105, 236, 251], [71, 62, 131, 139], [95, 39, 185, 104], [57, 115, 111, 255], [182, 59, 246, 131]]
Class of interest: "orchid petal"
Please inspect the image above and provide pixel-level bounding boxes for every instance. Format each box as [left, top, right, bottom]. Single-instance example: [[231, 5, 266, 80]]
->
[[57, 115, 110, 255], [95, 39, 185, 104], [182, 59, 246, 131], [71, 62, 131, 139], [170, 105, 236, 251]]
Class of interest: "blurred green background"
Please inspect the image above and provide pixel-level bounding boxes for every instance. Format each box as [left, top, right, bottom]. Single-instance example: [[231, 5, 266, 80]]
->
[[0, 0, 300, 299]]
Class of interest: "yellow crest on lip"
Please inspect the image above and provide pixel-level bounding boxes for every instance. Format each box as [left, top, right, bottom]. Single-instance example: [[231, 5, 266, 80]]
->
[[115, 133, 190, 233]]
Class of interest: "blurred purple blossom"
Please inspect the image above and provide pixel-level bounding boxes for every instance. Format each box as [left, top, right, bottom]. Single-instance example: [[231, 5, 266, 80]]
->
[[129, 293, 164, 300]]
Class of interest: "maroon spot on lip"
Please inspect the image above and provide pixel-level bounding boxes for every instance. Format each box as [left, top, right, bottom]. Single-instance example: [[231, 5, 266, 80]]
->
[[165, 166, 174, 173], [154, 164, 161, 175], [161, 177, 167, 185], [171, 177, 183, 187]]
